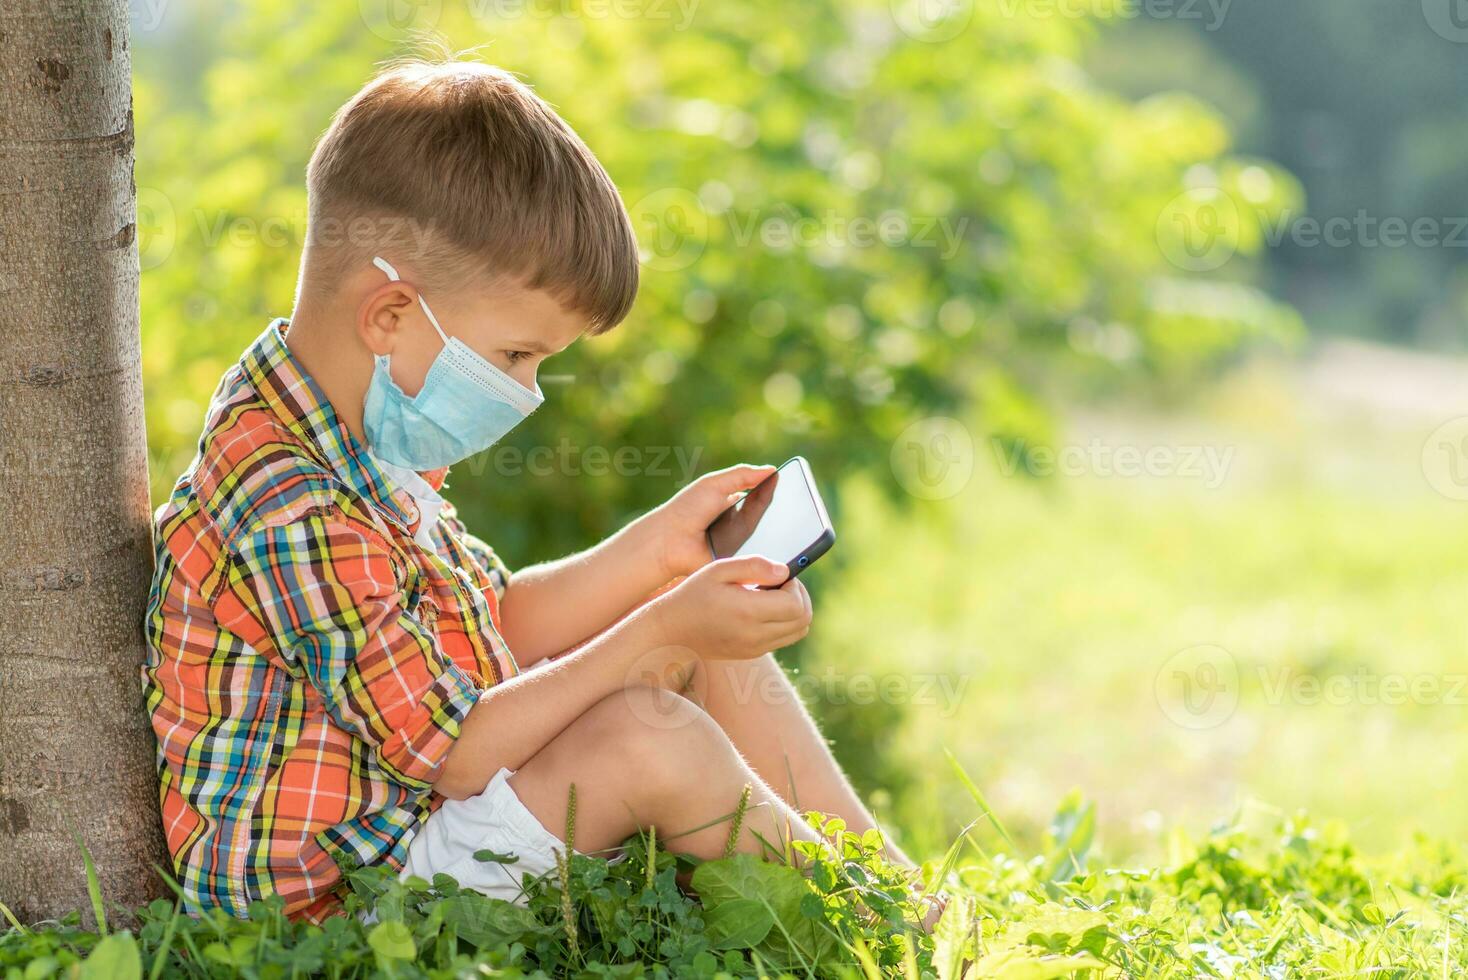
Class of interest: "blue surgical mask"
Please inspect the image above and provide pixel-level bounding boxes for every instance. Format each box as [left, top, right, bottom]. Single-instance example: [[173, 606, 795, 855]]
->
[[362, 256, 544, 470]]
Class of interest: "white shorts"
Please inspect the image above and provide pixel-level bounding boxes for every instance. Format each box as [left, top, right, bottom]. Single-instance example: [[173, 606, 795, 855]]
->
[[400, 767, 571, 904]]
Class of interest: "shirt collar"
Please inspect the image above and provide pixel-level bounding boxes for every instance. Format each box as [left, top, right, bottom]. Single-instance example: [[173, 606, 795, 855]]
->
[[374, 455, 447, 549], [240, 319, 422, 535]]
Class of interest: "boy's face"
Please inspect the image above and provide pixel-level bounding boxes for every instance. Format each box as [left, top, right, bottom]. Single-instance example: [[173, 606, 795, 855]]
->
[[358, 271, 587, 397]]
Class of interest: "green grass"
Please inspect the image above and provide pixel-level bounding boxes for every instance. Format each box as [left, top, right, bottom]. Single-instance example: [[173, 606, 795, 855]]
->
[[7, 801, 1468, 978], [806, 359, 1468, 862]]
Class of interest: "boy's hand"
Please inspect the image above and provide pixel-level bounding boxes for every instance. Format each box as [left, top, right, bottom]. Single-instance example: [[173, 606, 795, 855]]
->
[[649, 464, 776, 580], [646, 555, 811, 660]]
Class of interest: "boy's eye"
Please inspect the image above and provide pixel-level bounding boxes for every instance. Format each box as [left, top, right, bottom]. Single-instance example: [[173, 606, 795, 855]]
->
[[505, 350, 531, 365]]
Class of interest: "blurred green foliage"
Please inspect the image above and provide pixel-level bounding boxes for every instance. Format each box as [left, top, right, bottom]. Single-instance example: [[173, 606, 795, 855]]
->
[[811, 362, 1468, 860], [1089, 0, 1468, 349], [134, 0, 1299, 562]]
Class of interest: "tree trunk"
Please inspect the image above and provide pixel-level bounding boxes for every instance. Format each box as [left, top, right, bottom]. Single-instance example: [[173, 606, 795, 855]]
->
[[0, 0, 165, 924]]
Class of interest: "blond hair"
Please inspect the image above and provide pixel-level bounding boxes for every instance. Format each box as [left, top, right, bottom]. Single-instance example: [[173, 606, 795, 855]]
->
[[304, 58, 638, 333]]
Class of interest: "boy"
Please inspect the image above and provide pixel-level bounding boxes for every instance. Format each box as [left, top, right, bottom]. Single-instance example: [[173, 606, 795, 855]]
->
[[143, 58, 915, 923]]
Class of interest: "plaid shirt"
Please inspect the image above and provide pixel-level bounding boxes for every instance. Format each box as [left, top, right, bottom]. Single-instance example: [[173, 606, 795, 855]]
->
[[143, 321, 518, 921]]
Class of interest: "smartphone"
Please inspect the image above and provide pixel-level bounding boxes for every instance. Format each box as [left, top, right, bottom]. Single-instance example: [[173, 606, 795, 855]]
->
[[705, 456, 835, 580]]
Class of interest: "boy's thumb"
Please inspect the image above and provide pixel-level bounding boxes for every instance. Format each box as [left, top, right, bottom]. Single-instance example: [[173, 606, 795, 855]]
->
[[708, 463, 775, 493], [713, 555, 790, 586]]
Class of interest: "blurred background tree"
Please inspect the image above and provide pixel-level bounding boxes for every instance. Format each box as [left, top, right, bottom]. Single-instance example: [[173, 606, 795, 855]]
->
[[132, 0, 1297, 561], [130, 0, 1468, 860], [1090, 0, 1468, 349]]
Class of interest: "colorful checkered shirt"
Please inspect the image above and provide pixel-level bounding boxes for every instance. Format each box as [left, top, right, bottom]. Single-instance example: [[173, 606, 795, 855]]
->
[[143, 321, 519, 921]]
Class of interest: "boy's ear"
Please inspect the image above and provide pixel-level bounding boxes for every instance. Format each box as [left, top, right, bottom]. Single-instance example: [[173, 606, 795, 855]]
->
[[357, 282, 419, 357]]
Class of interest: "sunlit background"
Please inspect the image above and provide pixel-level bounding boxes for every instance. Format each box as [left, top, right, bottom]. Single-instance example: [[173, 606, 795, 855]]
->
[[132, 0, 1468, 862]]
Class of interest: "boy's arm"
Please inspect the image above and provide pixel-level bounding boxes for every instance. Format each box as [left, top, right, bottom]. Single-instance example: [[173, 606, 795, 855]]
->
[[496, 464, 776, 665], [494, 512, 668, 665], [228, 506, 806, 803], [435, 552, 807, 799]]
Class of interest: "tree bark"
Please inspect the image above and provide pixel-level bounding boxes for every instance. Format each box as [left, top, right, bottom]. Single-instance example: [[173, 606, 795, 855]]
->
[[0, 0, 165, 924]]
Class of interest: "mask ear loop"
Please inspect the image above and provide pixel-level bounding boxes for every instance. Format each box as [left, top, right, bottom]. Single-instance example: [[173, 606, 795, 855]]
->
[[372, 256, 451, 346]]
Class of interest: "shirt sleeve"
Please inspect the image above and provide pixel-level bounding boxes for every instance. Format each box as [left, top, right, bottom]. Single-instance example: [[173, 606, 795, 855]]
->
[[226, 513, 481, 791]]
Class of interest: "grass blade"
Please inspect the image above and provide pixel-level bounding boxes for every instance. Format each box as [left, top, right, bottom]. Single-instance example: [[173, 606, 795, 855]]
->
[[944, 748, 1016, 850], [149, 902, 184, 980], [73, 829, 108, 935], [0, 898, 26, 933]]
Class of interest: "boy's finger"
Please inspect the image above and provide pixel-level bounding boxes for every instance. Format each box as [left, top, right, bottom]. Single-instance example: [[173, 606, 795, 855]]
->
[[781, 577, 812, 619], [702, 463, 776, 495], [750, 582, 808, 624], [710, 554, 790, 587], [766, 623, 811, 651]]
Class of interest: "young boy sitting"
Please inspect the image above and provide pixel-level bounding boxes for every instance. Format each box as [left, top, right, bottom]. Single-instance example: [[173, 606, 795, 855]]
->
[[143, 58, 917, 924]]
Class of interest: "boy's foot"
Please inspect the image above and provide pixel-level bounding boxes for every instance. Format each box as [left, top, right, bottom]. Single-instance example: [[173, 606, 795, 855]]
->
[[916, 888, 949, 933]]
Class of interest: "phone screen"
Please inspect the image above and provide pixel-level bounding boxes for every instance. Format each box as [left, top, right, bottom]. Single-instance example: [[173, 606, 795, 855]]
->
[[706, 458, 832, 570]]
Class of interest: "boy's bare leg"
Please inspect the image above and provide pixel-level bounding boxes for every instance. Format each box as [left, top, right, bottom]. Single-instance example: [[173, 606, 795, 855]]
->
[[682, 653, 917, 867], [508, 685, 823, 861]]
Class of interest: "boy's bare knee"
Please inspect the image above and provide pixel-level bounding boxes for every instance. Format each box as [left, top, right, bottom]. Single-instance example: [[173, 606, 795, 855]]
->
[[604, 684, 704, 729], [583, 687, 730, 796]]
